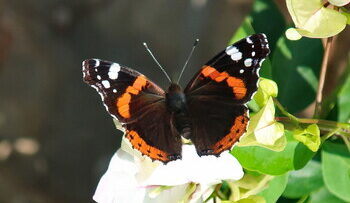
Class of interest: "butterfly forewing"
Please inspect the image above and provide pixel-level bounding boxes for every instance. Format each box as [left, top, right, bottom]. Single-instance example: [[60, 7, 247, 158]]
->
[[82, 59, 182, 163], [185, 34, 270, 156]]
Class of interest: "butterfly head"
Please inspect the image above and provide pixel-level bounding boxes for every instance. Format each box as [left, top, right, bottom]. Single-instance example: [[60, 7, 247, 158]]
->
[[166, 83, 187, 113]]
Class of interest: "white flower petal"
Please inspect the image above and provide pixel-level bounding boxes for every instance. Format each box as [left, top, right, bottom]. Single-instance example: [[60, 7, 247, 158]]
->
[[93, 149, 146, 203], [139, 145, 244, 186], [144, 184, 188, 203], [189, 184, 215, 203], [94, 139, 244, 203]]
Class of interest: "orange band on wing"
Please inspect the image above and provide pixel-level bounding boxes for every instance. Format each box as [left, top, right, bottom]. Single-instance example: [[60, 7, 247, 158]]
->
[[226, 77, 247, 99], [212, 113, 248, 154], [126, 130, 169, 162], [201, 66, 247, 99], [117, 76, 148, 119]]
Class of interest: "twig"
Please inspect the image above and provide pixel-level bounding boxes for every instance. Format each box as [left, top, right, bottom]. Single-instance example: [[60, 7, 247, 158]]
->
[[314, 37, 334, 118], [339, 134, 350, 152]]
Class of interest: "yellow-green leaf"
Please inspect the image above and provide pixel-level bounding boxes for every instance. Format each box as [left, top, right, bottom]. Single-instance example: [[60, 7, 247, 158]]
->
[[286, 0, 347, 39], [239, 98, 286, 151], [233, 195, 266, 203], [293, 124, 321, 152], [285, 28, 302, 40], [299, 7, 347, 38], [328, 0, 350, 6], [286, 0, 323, 27], [253, 98, 284, 145], [341, 9, 350, 25], [253, 78, 278, 108]]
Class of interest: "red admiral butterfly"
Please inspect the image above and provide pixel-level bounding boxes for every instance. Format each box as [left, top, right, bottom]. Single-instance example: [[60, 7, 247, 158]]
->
[[82, 34, 270, 163]]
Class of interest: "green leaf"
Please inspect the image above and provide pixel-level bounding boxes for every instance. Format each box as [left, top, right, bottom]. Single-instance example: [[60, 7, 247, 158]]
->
[[239, 97, 286, 151], [341, 10, 350, 24], [285, 28, 302, 41], [229, 18, 272, 79], [233, 195, 266, 203], [258, 174, 288, 203], [283, 160, 323, 198], [232, 132, 314, 175], [250, 0, 286, 52], [293, 124, 321, 152], [336, 61, 350, 122], [272, 36, 322, 113], [309, 187, 347, 203], [286, 0, 323, 27], [253, 78, 278, 109], [322, 142, 350, 202], [251, 98, 283, 145], [293, 142, 316, 170], [286, 0, 347, 39], [328, 0, 350, 6]]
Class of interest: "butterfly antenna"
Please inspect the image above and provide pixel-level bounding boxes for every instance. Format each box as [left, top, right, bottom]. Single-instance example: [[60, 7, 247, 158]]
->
[[177, 39, 199, 84], [143, 42, 172, 83]]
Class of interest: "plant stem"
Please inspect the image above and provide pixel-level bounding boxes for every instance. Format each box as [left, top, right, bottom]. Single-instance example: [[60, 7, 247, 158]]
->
[[273, 98, 298, 122], [321, 127, 340, 143], [339, 134, 350, 152], [314, 37, 334, 118]]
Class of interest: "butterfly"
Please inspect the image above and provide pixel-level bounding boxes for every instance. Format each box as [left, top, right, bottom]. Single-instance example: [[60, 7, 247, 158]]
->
[[82, 34, 270, 163]]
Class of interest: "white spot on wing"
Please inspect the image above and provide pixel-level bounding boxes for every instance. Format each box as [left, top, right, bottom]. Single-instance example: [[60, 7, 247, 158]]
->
[[240, 69, 244, 74], [225, 46, 242, 61], [94, 59, 100, 67], [113, 89, 117, 93], [252, 51, 255, 57], [97, 75, 101, 80], [244, 58, 253, 67], [246, 37, 253, 44], [102, 80, 110, 88], [108, 63, 120, 80]]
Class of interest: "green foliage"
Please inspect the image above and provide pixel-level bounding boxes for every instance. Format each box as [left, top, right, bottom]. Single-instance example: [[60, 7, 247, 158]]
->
[[322, 142, 350, 202], [309, 187, 348, 203], [272, 36, 323, 113], [283, 160, 323, 198], [292, 124, 321, 152], [232, 132, 314, 175], [286, 0, 348, 40], [335, 61, 350, 122], [258, 175, 288, 203], [328, 0, 350, 6]]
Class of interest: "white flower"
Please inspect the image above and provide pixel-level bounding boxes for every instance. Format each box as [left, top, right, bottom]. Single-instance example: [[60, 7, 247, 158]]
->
[[93, 137, 244, 203]]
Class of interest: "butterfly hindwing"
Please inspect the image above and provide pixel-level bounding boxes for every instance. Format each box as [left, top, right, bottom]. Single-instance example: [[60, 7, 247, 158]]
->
[[82, 59, 182, 163], [185, 34, 270, 156]]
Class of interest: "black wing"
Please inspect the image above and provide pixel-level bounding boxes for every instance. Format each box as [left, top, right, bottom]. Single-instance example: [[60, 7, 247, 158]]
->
[[83, 59, 182, 163], [185, 34, 270, 156]]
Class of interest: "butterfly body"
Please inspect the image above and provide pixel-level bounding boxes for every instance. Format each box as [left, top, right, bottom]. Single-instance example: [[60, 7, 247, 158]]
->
[[83, 34, 270, 163]]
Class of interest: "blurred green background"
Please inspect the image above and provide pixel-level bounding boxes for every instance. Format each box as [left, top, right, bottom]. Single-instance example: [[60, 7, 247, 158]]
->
[[0, 0, 349, 202]]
